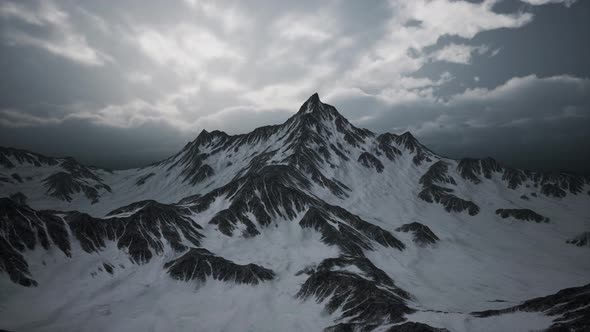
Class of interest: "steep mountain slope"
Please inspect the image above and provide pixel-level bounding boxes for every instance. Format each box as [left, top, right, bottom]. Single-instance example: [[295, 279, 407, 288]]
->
[[1, 94, 589, 332]]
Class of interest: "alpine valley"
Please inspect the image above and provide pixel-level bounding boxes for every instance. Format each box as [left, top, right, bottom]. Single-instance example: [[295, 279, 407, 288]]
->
[[1, 94, 589, 332]]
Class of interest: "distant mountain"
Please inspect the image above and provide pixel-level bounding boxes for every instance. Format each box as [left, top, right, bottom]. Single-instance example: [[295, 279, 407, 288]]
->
[[1, 94, 589, 332]]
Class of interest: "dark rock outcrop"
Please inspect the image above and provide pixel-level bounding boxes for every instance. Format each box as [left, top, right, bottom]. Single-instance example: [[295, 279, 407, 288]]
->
[[299, 207, 404, 256], [472, 283, 590, 332], [43, 172, 102, 203], [103, 201, 204, 263], [418, 161, 479, 216], [358, 152, 384, 173], [164, 247, 274, 284], [495, 208, 549, 223], [0, 147, 58, 168], [419, 161, 456, 186], [0, 197, 206, 287], [541, 183, 567, 198], [385, 322, 450, 332], [205, 165, 317, 237], [324, 323, 377, 332], [457, 157, 502, 184], [396, 222, 439, 246], [103, 263, 114, 274], [566, 232, 589, 247], [391, 132, 432, 166], [135, 173, 155, 186], [418, 185, 480, 216], [376, 134, 402, 161], [455, 157, 589, 199], [189, 163, 404, 257], [297, 257, 413, 328], [40, 158, 111, 204], [0, 198, 71, 287]]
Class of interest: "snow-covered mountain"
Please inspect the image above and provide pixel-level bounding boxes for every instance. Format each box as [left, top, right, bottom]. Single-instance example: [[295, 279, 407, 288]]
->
[[1, 94, 589, 332]]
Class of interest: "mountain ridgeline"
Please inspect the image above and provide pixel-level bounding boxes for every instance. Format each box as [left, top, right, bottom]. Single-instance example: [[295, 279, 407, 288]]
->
[[1, 94, 589, 332]]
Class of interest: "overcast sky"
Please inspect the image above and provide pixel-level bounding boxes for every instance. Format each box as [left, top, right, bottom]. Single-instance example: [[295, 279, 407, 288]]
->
[[1, 0, 589, 172]]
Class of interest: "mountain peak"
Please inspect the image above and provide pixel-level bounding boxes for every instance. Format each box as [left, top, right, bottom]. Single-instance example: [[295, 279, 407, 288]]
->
[[297, 92, 323, 115], [293, 93, 350, 124], [309, 92, 320, 102]]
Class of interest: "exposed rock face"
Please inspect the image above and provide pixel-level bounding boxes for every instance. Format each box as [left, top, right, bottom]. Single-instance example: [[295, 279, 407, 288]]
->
[[43, 172, 102, 203], [376, 134, 402, 161], [385, 322, 450, 332], [456, 157, 589, 198], [103, 263, 114, 274], [418, 185, 480, 216], [472, 283, 590, 332], [566, 232, 590, 247], [495, 208, 549, 223], [396, 222, 439, 246], [104, 200, 204, 263], [324, 321, 449, 332], [457, 157, 502, 184], [541, 183, 566, 198], [196, 164, 318, 237], [184, 163, 405, 255], [0, 198, 205, 285], [0, 147, 58, 168], [418, 161, 480, 216], [40, 158, 112, 204], [164, 248, 275, 284], [297, 256, 413, 329], [135, 172, 155, 186], [1, 149, 114, 206], [0, 198, 70, 287], [358, 152, 384, 173], [299, 206, 405, 256], [392, 132, 433, 166], [419, 161, 456, 186]]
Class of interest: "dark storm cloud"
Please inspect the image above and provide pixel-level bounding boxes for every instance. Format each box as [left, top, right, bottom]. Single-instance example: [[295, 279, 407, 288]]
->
[[0, 0, 588, 172]]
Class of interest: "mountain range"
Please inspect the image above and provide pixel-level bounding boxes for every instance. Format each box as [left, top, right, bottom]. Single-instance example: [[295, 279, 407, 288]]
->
[[1, 94, 589, 332]]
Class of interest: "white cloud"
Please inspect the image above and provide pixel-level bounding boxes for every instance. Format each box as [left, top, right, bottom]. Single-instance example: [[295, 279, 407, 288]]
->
[[452, 74, 588, 103], [0, 1, 111, 66], [0, 109, 62, 127], [407, 0, 533, 38], [136, 23, 243, 75], [183, 0, 252, 33], [429, 44, 490, 64], [520, 0, 577, 7], [344, 74, 590, 138], [275, 14, 333, 42], [346, 0, 532, 93], [126, 72, 153, 84], [489, 48, 501, 57]]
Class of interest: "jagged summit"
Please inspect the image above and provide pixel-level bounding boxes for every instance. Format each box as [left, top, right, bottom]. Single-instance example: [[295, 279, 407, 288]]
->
[[296, 92, 324, 114], [292, 93, 354, 125]]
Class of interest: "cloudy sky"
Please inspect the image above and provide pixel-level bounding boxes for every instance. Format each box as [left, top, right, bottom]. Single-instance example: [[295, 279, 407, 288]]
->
[[0, 0, 589, 172]]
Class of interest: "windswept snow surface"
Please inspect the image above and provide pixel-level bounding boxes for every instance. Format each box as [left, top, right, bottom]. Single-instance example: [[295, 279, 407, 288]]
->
[[1, 94, 589, 332]]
